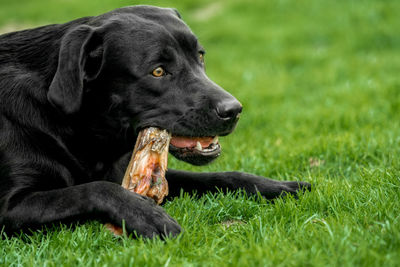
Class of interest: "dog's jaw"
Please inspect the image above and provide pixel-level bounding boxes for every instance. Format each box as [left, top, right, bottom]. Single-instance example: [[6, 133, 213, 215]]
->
[[168, 135, 221, 165]]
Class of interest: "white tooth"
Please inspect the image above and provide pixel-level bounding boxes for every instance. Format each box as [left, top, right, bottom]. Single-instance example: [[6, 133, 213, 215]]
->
[[196, 141, 202, 151], [212, 136, 219, 144]]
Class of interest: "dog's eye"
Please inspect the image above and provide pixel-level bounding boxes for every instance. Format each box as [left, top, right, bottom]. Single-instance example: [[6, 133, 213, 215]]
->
[[152, 67, 166, 77], [199, 53, 205, 63]]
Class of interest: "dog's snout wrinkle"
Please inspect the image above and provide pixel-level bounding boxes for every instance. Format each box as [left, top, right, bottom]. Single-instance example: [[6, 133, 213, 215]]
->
[[192, 72, 242, 121]]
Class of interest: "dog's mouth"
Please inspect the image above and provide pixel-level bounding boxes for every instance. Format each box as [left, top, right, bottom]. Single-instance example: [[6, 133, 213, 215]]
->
[[168, 135, 221, 165]]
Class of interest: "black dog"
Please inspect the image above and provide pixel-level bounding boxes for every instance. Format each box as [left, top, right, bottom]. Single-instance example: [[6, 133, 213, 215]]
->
[[0, 6, 310, 238]]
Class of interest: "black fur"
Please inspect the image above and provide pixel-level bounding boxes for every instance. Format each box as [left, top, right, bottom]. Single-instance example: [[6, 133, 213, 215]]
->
[[0, 6, 310, 238]]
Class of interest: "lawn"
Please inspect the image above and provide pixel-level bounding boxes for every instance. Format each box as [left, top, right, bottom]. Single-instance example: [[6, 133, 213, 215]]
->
[[1, 0, 400, 266]]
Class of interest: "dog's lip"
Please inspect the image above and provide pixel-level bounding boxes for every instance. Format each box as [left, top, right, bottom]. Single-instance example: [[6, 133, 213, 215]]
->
[[135, 125, 221, 156], [170, 136, 219, 149], [169, 141, 221, 157], [169, 135, 220, 154]]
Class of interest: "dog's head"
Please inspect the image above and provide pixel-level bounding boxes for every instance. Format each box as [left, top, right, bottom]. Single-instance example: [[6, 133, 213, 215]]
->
[[48, 6, 242, 165]]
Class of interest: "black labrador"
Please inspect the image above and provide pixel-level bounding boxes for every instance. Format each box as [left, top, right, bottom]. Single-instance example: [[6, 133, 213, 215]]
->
[[0, 6, 310, 238]]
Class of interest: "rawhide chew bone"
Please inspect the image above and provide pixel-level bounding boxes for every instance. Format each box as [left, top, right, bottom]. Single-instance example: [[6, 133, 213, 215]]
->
[[122, 127, 171, 203], [105, 127, 171, 235]]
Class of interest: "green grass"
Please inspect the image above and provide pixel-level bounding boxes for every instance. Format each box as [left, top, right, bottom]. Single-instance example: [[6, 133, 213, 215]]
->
[[1, 0, 400, 266]]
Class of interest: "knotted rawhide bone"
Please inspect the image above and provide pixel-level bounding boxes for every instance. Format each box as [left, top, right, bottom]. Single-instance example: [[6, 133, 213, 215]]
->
[[105, 127, 171, 235]]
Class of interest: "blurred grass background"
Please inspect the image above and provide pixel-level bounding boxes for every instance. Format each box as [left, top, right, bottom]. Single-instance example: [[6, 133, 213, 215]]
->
[[1, 0, 400, 266]]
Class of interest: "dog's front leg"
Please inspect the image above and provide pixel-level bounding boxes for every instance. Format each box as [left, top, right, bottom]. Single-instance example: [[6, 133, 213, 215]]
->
[[0, 181, 180, 237], [166, 170, 311, 199]]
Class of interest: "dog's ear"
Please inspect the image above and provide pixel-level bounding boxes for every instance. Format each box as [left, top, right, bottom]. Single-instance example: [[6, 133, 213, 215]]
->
[[48, 25, 104, 115]]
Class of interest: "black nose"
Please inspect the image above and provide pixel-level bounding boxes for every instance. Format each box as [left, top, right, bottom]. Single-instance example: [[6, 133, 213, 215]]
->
[[216, 99, 243, 120]]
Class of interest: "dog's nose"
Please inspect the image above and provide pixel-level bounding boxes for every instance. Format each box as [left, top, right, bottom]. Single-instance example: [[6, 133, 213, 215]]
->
[[216, 99, 242, 120]]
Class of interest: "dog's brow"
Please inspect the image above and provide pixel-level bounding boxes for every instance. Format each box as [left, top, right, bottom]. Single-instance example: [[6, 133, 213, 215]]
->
[[176, 32, 199, 51], [198, 45, 205, 54], [159, 47, 176, 62], [145, 46, 176, 66]]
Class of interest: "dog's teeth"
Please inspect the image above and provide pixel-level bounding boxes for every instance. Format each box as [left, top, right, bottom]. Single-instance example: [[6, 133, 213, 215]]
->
[[212, 136, 219, 144], [196, 141, 202, 151]]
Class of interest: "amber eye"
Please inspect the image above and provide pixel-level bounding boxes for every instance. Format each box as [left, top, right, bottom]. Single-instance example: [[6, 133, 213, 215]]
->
[[199, 53, 204, 63], [152, 67, 165, 77]]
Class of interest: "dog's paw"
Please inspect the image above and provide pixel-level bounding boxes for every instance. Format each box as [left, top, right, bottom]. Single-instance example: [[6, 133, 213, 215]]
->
[[120, 194, 181, 239], [277, 180, 312, 198], [282, 180, 312, 193], [243, 175, 312, 200]]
